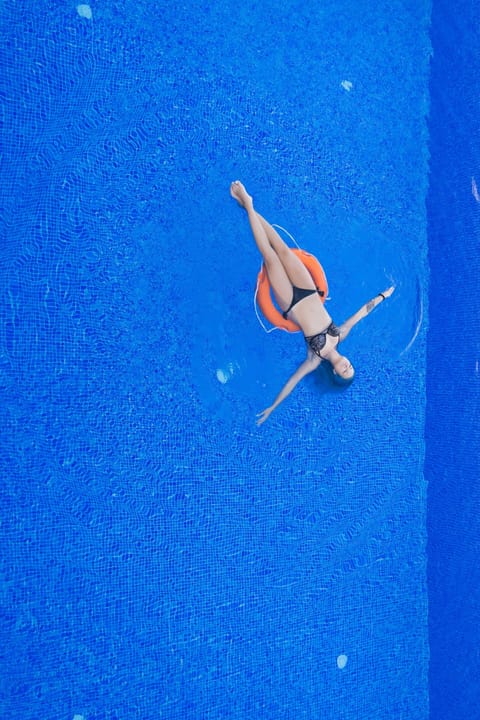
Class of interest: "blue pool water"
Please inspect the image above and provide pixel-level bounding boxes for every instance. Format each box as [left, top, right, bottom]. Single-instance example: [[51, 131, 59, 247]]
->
[[1, 1, 477, 719]]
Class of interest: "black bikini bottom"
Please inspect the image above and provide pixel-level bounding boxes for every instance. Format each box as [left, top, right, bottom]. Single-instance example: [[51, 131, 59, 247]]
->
[[282, 286, 318, 319]]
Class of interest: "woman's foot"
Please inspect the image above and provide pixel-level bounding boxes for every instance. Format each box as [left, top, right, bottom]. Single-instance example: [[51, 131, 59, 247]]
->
[[230, 180, 253, 209]]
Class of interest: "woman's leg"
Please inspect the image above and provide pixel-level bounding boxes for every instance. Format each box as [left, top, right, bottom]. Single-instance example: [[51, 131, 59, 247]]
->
[[256, 214, 316, 290], [230, 181, 293, 311]]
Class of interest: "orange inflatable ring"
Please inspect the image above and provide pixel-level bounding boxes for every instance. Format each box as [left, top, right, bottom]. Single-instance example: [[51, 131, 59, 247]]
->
[[256, 248, 328, 332]]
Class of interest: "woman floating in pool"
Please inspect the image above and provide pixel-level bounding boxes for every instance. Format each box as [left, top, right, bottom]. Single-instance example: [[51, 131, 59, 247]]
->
[[230, 180, 395, 425]]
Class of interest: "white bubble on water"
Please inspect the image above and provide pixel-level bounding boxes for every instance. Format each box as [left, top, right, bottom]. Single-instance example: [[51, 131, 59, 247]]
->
[[77, 4, 92, 19], [216, 368, 229, 384], [472, 177, 480, 203], [216, 361, 238, 385]]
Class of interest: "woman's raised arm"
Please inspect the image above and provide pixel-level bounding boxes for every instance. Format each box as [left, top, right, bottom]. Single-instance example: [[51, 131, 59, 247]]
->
[[256, 354, 321, 426], [339, 286, 395, 341]]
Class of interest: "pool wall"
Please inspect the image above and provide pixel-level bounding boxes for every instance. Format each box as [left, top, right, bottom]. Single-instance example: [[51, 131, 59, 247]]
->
[[0, 2, 446, 719], [426, 1, 480, 717]]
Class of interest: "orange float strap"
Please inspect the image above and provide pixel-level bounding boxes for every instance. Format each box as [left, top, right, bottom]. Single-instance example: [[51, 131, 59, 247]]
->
[[255, 248, 329, 333]]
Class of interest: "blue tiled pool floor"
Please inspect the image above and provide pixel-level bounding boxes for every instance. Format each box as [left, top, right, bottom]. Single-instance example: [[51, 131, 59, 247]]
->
[[2, 2, 431, 718]]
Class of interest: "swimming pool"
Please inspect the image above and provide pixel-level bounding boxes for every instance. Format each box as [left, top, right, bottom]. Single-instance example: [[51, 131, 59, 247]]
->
[[1, 1, 477, 718]]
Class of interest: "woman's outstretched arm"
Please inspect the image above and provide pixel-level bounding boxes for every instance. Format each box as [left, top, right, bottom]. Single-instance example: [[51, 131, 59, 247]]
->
[[339, 286, 395, 341], [256, 354, 321, 426]]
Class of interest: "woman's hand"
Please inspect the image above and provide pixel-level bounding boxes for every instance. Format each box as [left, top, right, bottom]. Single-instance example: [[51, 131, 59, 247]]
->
[[382, 286, 395, 298], [256, 406, 274, 426]]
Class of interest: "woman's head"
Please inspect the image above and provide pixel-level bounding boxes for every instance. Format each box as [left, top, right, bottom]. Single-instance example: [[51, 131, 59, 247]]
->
[[332, 354, 355, 382]]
